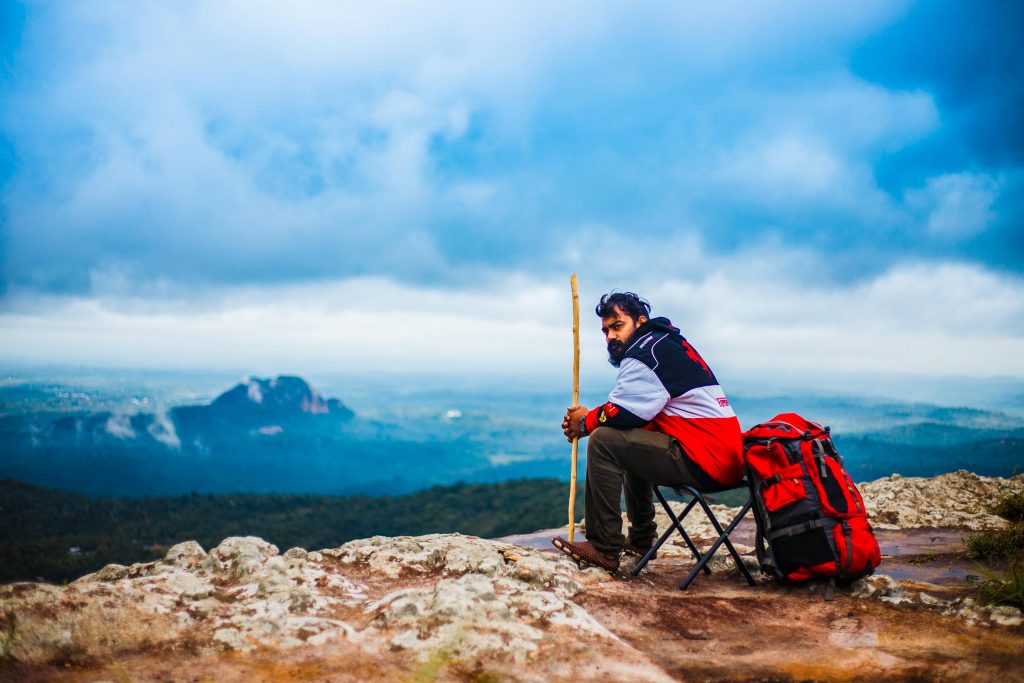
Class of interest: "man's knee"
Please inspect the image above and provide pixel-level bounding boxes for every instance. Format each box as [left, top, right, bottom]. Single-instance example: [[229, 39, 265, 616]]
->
[[587, 426, 617, 451], [587, 426, 629, 462]]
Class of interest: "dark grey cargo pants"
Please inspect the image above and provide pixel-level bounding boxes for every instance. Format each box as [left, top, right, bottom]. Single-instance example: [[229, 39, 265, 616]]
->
[[584, 426, 705, 556]]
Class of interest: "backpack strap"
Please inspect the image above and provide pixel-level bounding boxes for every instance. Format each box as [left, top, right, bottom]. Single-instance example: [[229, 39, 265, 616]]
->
[[761, 463, 804, 489], [746, 466, 777, 576], [766, 518, 825, 541], [840, 521, 854, 573], [755, 519, 777, 574]]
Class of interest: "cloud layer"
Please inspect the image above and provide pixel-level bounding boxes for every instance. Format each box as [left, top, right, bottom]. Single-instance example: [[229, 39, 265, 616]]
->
[[2, 263, 1021, 383], [1, 2, 1021, 380]]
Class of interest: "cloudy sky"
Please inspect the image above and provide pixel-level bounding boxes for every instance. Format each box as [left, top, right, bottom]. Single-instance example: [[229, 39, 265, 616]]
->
[[0, 1, 1021, 389]]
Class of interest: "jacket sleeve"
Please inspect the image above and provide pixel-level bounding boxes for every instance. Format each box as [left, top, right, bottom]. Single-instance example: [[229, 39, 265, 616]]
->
[[585, 357, 670, 432]]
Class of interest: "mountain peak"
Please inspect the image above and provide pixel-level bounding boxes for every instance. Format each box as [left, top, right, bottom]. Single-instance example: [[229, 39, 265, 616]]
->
[[211, 376, 350, 417]]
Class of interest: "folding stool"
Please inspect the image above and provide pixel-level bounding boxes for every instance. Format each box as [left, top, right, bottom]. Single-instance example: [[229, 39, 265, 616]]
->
[[630, 483, 757, 590]]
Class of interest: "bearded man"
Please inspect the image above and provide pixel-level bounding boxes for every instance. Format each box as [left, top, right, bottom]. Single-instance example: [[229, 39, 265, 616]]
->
[[552, 291, 743, 572]]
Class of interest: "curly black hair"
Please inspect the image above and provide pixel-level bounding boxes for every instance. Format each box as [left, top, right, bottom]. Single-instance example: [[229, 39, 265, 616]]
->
[[595, 291, 651, 323]]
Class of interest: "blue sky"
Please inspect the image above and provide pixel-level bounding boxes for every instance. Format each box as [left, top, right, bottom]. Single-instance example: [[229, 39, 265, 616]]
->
[[0, 1, 1021, 387]]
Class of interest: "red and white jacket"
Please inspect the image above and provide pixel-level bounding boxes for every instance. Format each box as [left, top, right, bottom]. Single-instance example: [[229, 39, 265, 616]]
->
[[584, 317, 743, 486]]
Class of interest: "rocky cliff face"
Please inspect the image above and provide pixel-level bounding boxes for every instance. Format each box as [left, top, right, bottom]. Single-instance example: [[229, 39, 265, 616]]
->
[[1, 471, 1022, 682]]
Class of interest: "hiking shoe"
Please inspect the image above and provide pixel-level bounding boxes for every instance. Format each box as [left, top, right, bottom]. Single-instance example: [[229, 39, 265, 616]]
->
[[623, 536, 657, 560], [551, 537, 620, 573]]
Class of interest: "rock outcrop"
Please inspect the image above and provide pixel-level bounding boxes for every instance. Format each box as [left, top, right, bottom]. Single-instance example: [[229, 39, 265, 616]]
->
[[860, 470, 1024, 530], [1, 471, 1022, 682]]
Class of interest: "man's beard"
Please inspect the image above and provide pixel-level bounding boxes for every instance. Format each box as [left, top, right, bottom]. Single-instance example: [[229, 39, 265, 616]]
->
[[607, 339, 629, 367]]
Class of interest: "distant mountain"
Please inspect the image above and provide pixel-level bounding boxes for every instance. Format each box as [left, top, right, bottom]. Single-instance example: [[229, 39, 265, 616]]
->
[[867, 422, 1024, 448], [208, 376, 353, 419], [0, 376, 456, 498], [0, 376, 354, 452], [172, 376, 353, 436], [1, 374, 1021, 498]]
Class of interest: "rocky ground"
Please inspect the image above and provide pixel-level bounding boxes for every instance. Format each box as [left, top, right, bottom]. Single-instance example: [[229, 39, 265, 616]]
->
[[1, 471, 1022, 682]]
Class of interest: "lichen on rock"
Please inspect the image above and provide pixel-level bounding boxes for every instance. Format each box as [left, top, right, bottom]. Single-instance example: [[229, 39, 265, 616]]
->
[[324, 533, 507, 578], [323, 533, 585, 596], [366, 571, 613, 664], [0, 535, 373, 663], [860, 470, 1024, 530]]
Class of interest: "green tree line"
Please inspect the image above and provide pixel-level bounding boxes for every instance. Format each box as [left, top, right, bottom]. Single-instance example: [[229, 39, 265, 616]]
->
[[0, 478, 583, 584]]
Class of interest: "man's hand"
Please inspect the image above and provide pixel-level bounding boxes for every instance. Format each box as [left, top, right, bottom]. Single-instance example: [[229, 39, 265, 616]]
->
[[562, 405, 589, 442]]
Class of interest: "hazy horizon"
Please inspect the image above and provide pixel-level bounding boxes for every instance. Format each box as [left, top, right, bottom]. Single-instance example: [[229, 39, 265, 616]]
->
[[5, 362, 1024, 417]]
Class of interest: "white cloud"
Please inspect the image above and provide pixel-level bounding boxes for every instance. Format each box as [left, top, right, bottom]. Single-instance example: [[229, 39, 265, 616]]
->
[[701, 79, 938, 223], [147, 410, 181, 448], [905, 173, 999, 238], [714, 134, 845, 198], [2, 262, 1021, 382], [643, 262, 1024, 380], [754, 79, 939, 152], [104, 413, 136, 439]]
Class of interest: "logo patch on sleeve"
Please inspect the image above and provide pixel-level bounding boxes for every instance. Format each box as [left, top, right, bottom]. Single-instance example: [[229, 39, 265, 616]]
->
[[717, 397, 730, 407], [602, 402, 620, 417]]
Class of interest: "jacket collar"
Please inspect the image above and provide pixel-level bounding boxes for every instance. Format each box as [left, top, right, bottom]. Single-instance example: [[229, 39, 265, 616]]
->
[[635, 316, 678, 337], [624, 316, 679, 355]]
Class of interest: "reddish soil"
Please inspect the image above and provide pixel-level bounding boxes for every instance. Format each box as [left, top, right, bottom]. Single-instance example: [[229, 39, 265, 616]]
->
[[578, 559, 1022, 682]]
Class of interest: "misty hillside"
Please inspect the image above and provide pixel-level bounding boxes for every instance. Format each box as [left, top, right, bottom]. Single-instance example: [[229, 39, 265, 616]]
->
[[1, 374, 1022, 498]]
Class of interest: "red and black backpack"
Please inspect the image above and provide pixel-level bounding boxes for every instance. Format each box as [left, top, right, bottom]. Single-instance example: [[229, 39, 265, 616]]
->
[[743, 413, 881, 588]]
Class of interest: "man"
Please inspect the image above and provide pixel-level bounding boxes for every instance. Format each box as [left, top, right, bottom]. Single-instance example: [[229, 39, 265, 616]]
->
[[552, 291, 743, 572]]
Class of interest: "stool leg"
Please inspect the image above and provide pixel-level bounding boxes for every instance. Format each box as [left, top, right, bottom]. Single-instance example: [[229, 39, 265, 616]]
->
[[633, 488, 708, 576], [655, 488, 710, 575], [694, 495, 756, 586], [727, 501, 756, 585], [679, 496, 756, 590], [631, 524, 673, 576]]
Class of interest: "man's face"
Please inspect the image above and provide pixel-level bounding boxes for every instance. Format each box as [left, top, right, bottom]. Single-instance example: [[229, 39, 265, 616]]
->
[[601, 305, 647, 367]]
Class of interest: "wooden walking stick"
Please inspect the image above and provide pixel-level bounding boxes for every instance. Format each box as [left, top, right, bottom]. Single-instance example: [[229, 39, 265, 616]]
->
[[568, 274, 580, 541]]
